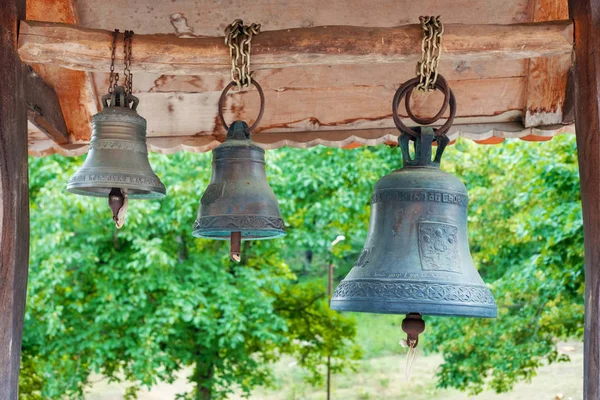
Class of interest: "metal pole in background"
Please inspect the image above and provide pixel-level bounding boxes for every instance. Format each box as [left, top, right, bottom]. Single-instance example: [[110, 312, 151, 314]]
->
[[327, 261, 332, 400], [327, 235, 345, 400]]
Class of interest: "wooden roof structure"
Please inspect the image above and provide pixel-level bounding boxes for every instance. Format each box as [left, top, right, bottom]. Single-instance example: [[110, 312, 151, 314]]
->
[[8, 1, 600, 400], [22, 0, 574, 156]]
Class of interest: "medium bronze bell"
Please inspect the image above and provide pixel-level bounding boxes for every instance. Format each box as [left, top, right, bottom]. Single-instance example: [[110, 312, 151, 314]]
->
[[331, 128, 496, 318], [67, 86, 166, 200], [193, 120, 285, 260]]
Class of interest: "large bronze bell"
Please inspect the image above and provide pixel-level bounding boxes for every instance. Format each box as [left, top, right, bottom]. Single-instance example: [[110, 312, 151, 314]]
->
[[330, 128, 496, 319], [67, 86, 166, 200], [193, 120, 285, 259]]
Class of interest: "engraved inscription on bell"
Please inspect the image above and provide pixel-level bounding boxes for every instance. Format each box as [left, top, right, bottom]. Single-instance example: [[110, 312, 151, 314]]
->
[[418, 222, 461, 273]]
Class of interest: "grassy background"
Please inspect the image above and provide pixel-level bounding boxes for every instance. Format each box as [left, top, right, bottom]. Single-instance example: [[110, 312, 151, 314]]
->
[[86, 312, 583, 400]]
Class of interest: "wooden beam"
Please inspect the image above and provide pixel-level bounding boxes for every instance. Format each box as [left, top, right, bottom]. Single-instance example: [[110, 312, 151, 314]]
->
[[563, 67, 576, 124], [27, 121, 573, 156], [25, 0, 98, 142], [569, 0, 600, 399], [0, 1, 30, 399], [74, 0, 535, 35], [128, 78, 527, 137], [18, 20, 573, 75], [22, 64, 69, 144], [523, 0, 571, 127]]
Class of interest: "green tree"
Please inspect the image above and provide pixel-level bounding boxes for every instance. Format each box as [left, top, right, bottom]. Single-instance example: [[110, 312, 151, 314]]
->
[[268, 136, 585, 395], [22, 151, 360, 400], [429, 134, 583, 394], [21, 133, 585, 398]]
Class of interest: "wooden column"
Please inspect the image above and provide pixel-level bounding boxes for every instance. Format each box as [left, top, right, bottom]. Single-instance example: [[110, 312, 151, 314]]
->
[[569, 0, 600, 398], [0, 0, 30, 399]]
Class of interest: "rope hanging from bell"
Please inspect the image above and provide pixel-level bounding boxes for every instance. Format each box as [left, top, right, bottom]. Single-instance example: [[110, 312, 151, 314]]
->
[[400, 313, 425, 380]]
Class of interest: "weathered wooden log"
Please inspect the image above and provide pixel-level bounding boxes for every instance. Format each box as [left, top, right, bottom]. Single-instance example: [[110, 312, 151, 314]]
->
[[569, 0, 600, 399], [18, 20, 573, 75], [22, 64, 70, 144], [25, 0, 99, 142], [0, 1, 30, 399]]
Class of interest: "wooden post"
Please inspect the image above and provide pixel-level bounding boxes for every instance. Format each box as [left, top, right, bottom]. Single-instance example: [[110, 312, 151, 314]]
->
[[0, 0, 30, 399], [569, 0, 600, 398], [22, 64, 69, 145]]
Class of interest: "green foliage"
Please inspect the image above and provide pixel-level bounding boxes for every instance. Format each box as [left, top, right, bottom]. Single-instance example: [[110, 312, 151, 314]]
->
[[21, 134, 584, 398], [22, 151, 362, 399], [272, 281, 362, 385], [429, 134, 583, 394], [266, 146, 399, 275]]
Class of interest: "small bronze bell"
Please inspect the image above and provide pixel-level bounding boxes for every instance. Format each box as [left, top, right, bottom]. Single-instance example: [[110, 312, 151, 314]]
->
[[68, 86, 165, 199], [67, 86, 166, 227], [330, 128, 496, 319], [193, 120, 286, 261]]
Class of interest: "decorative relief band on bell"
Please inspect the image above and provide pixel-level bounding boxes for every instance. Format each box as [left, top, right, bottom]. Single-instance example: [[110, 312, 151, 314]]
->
[[193, 215, 286, 231], [371, 189, 468, 206], [92, 111, 147, 128], [331, 280, 495, 306], [89, 140, 148, 154], [68, 172, 163, 188]]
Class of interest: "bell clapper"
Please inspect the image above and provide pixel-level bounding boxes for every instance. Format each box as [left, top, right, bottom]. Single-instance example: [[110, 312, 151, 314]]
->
[[400, 313, 425, 380], [108, 188, 129, 229], [230, 232, 242, 262]]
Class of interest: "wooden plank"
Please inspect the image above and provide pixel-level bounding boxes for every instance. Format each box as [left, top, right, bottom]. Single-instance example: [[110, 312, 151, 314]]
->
[[22, 64, 69, 144], [568, 0, 600, 398], [27, 121, 573, 156], [37, 75, 528, 149], [131, 77, 526, 137], [18, 20, 573, 76], [148, 121, 573, 152], [96, 59, 528, 93], [76, 0, 532, 35], [523, 0, 571, 127], [26, 0, 98, 142], [0, 0, 30, 398]]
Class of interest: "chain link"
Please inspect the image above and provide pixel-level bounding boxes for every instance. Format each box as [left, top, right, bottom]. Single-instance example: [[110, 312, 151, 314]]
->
[[224, 19, 261, 89], [123, 30, 134, 95], [108, 29, 120, 93], [416, 16, 444, 92]]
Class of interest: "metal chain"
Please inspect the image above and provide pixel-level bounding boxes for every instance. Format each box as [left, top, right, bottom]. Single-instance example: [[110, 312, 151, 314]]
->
[[108, 29, 120, 93], [224, 19, 261, 89], [123, 30, 134, 95], [416, 16, 444, 92]]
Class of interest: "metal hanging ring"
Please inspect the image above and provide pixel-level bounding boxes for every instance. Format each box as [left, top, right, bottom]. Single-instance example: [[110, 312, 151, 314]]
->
[[405, 74, 450, 125], [392, 75, 456, 138], [218, 80, 265, 133]]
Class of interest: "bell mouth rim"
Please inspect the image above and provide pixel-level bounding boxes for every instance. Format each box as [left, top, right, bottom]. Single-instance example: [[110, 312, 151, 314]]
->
[[329, 299, 497, 319], [330, 279, 497, 318], [66, 184, 166, 199], [192, 215, 286, 240], [191, 229, 286, 240]]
